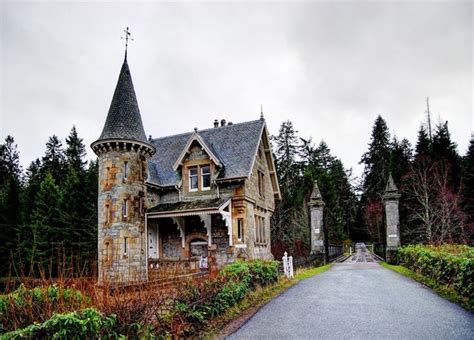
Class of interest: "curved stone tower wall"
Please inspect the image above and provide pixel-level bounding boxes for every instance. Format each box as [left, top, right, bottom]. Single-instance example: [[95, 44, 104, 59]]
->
[[97, 148, 148, 284]]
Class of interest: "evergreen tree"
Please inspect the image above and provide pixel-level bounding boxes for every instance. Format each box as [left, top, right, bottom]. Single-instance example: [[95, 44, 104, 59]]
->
[[41, 135, 66, 185], [432, 121, 461, 188], [415, 125, 431, 162], [272, 120, 302, 192], [0, 136, 23, 276], [360, 116, 392, 198], [65, 126, 87, 173], [359, 116, 391, 241], [462, 135, 474, 243], [27, 173, 63, 274], [390, 137, 412, 184]]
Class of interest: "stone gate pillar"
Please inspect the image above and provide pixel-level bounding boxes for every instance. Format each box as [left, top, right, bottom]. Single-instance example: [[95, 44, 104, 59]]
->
[[383, 173, 401, 264], [308, 181, 325, 263]]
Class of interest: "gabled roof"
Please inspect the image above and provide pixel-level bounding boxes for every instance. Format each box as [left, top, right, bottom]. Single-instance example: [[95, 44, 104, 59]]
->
[[147, 119, 265, 187], [97, 59, 148, 143], [172, 132, 223, 170]]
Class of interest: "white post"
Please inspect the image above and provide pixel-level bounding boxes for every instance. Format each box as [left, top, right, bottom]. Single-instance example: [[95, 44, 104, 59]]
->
[[289, 256, 294, 278], [282, 252, 288, 278]]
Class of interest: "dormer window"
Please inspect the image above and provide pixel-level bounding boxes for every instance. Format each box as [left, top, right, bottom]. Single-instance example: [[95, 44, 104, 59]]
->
[[189, 167, 198, 191], [201, 165, 211, 190]]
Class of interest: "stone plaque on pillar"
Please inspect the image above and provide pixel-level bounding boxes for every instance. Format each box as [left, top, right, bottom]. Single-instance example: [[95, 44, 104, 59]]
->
[[383, 173, 401, 264], [308, 181, 325, 257]]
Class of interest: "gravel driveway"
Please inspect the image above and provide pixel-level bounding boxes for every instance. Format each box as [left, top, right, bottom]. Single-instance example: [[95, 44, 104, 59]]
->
[[228, 245, 474, 339]]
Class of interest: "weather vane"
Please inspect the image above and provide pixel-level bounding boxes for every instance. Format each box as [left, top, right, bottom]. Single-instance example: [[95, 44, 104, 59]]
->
[[121, 27, 134, 60]]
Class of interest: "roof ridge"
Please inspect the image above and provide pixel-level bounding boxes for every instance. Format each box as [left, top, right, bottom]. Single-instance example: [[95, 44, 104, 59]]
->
[[151, 119, 263, 142]]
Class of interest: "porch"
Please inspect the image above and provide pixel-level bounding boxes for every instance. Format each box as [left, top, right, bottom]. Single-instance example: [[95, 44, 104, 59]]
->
[[145, 198, 234, 278]]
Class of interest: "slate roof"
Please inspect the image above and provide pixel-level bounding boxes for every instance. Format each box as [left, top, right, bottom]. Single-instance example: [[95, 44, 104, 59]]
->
[[148, 197, 229, 214], [97, 59, 148, 143], [147, 119, 265, 187]]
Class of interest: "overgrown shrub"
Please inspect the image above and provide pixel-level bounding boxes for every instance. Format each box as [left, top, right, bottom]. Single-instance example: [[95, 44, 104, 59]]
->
[[1, 308, 120, 339], [0, 284, 91, 334], [155, 259, 279, 337], [398, 245, 474, 304]]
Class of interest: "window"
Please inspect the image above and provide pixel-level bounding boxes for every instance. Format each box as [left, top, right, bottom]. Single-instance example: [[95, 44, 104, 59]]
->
[[123, 237, 128, 255], [255, 215, 259, 243], [189, 167, 198, 191], [258, 170, 265, 197], [124, 161, 129, 180], [105, 204, 110, 225], [139, 197, 145, 216], [237, 219, 244, 241], [106, 167, 110, 186], [255, 214, 266, 245], [122, 199, 128, 218], [104, 241, 110, 262], [201, 165, 211, 190]]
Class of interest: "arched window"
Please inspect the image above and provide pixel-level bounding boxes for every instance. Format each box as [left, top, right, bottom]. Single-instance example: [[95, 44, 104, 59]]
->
[[124, 161, 129, 180], [122, 199, 128, 218], [105, 204, 110, 225]]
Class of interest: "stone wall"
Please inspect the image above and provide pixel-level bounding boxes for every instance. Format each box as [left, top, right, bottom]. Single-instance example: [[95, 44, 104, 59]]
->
[[97, 150, 148, 284]]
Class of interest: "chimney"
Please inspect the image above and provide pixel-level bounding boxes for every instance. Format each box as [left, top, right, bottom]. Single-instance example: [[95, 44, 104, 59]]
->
[[221, 119, 226, 127], [214, 119, 219, 128]]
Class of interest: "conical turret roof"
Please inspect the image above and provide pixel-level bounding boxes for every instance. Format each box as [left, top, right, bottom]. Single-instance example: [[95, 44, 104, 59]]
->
[[310, 181, 322, 200], [97, 58, 148, 143], [385, 172, 398, 193]]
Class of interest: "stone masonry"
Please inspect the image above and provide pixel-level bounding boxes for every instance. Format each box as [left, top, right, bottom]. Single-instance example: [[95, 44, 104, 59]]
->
[[383, 173, 401, 264], [308, 181, 325, 257]]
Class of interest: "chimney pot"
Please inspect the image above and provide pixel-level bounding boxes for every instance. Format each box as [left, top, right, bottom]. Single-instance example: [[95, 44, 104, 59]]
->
[[214, 119, 219, 128], [221, 119, 226, 127]]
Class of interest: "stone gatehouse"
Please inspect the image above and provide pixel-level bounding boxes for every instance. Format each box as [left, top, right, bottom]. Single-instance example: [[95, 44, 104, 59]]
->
[[91, 55, 281, 284]]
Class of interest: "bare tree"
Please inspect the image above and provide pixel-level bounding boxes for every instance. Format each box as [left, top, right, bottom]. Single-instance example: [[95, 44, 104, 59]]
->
[[403, 160, 466, 244]]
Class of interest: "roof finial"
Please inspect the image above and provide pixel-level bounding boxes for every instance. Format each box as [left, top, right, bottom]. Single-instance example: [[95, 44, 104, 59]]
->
[[121, 26, 134, 61], [260, 104, 264, 120]]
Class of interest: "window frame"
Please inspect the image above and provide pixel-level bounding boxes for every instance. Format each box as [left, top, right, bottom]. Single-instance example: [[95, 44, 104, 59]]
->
[[237, 218, 244, 242], [123, 237, 128, 256], [201, 165, 211, 191], [189, 166, 199, 192], [122, 199, 128, 218], [124, 161, 129, 180], [258, 170, 265, 197]]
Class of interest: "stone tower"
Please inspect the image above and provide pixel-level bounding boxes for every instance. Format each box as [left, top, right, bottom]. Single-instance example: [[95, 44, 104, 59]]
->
[[383, 173, 401, 264], [308, 181, 325, 258], [91, 55, 155, 284]]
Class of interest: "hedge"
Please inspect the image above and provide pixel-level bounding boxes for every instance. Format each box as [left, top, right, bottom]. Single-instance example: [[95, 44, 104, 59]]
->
[[0, 284, 91, 334], [398, 245, 474, 304], [2, 260, 280, 338], [155, 259, 279, 337], [1, 308, 120, 339]]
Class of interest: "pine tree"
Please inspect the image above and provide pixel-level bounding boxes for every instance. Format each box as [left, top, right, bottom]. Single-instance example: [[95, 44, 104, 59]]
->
[[0, 136, 23, 276], [65, 126, 87, 173], [462, 135, 474, 243], [27, 172, 63, 273], [359, 116, 391, 241], [41, 135, 66, 185], [415, 125, 431, 162], [432, 121, 461, 189], [360, 116, 391, 198]]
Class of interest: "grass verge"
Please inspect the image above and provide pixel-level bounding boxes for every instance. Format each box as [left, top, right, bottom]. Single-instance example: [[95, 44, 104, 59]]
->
[[204, 263, 333, 339], [380, 262, 473, 312]]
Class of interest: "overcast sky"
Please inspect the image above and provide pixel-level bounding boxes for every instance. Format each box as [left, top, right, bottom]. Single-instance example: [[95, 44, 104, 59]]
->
[[1, 0, 472, 180]]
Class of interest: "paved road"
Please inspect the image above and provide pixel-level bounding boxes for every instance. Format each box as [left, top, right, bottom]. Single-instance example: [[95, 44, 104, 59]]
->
[[228, 243, 474, 340]]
